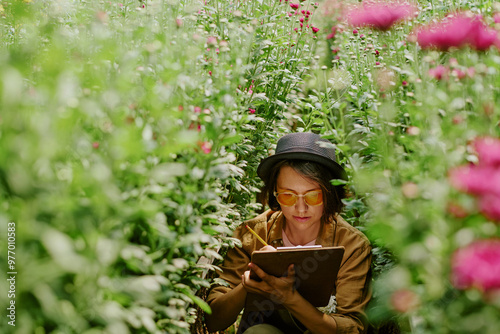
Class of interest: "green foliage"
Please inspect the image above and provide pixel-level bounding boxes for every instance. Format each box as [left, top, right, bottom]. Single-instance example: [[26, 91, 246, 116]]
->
[[2, 0, 500, 333], [303, 0, 500, 332], [0, 0, 319, 333]]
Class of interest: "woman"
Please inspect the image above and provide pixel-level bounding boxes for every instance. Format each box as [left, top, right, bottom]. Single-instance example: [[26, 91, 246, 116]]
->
[[205, 132, 372, 334]]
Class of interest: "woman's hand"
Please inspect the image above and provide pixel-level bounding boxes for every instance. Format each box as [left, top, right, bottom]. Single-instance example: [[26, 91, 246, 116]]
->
[[259, 245, 277, 252], [241, 262, 296, 306]]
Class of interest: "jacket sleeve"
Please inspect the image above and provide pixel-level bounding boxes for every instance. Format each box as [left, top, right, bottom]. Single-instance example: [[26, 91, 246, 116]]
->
[[206, 236, 250, 305], [329, 237, 372, 333], [206, 213, 271, 306]]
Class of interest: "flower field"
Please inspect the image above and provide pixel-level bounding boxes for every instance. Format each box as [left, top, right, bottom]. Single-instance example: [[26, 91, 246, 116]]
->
[[0, 0, 499, 333]]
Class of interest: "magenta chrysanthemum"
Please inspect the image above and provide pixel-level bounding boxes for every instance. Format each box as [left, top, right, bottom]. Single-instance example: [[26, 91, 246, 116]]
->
[[449, 165, 500, 197], [346, 0, 417, 31], [474, 137, 500, 167], [414, 13, 500, 51], [428, 65, 449, 80], [449, 137, 500, 221], [451, 239, 500, 293], [479, 195, 500, 221], [326, 26, 337, 39]]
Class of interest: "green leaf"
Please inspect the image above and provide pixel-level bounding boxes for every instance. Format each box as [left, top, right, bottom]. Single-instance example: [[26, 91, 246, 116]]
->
[[183, 290, 212, 314], [220, 133, 243, 146], [330, 179, 348, 186]]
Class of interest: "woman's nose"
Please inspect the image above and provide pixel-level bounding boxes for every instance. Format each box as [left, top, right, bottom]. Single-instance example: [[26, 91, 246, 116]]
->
[[295, 196, 308, 212]]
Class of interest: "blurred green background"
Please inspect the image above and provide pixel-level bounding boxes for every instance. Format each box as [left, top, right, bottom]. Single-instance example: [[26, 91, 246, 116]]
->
[[1, 0, 500, 333]]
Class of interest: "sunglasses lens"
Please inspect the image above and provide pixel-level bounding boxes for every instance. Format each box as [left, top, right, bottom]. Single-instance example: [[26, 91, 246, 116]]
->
[[277, 193, 297, 206], [305, 191, 323, 206], [275, 190, 323, 207]]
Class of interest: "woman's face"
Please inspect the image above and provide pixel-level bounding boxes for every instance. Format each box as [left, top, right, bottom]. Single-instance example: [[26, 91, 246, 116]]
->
[[276, 166, 324, 231]]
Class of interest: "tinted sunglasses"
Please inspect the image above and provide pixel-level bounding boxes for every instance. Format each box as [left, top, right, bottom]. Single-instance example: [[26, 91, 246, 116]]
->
[[273, 189, 323, 207]]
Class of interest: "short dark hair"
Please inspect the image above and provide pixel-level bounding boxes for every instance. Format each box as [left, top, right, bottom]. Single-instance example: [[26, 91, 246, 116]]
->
[[260, 160, 346, 224]]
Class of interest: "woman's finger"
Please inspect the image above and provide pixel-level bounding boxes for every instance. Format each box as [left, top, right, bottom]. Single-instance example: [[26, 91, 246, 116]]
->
[[287, 264, 295, 279], [248, 263, 274, 284]]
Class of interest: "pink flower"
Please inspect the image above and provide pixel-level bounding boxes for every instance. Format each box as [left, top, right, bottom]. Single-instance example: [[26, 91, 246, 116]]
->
[[176, 18, 183, 27], [474, 26, 500, 51], [479, 195, 500, 221], [353, 29, 358, 34], [194, 106, 202, 113], [199, 141, 212, 154], [428, 65, 449, 80], [290, 3, 300, 9], [248, 108, 256, 114], [448, 164, 500, 197], [474, 137, 500, 167], [206, 36, 217, 46], [346, 0, 418, 31], [451, 68, 466, 79], [390, 289, 420, 313], [92, 142, 99, 149], [452, 115, 464, 125], [311, 26, 319, 33], [449, 136, 500, 222], [494, 12, 500, 24], [467, 67, 476, 77], [451, 239, 500, 293], [413, 13, 500, 51], [326, 26, 337, 39]]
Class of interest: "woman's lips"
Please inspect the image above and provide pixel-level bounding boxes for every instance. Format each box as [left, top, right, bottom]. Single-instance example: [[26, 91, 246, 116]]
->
[[293, 216, 311, 223]]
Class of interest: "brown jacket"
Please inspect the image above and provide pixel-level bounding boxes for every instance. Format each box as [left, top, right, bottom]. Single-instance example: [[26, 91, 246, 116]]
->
[[207, 210, 372, 333]]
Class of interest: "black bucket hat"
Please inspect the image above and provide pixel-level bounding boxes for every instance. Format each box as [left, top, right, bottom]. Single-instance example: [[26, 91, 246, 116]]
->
[[257, 132, 347, 182]]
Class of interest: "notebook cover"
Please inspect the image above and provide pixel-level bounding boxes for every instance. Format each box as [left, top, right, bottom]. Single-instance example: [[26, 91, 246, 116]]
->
[[245, 246, 344, 311]]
